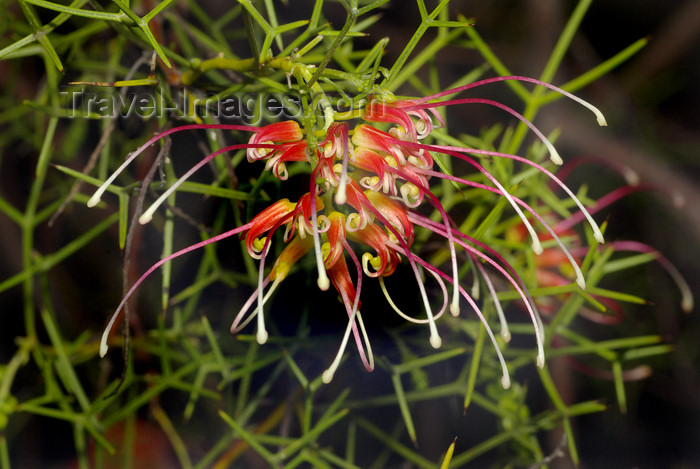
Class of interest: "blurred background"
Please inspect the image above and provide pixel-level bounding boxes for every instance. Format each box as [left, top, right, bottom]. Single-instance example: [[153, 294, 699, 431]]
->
[[372, 1, 700, 466], [1, 0, 699, 467], [462, 2, 700, 467]]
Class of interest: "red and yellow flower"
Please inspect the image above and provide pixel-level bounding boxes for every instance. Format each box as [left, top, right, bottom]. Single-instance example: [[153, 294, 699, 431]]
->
[[90, 76, 623, 385]]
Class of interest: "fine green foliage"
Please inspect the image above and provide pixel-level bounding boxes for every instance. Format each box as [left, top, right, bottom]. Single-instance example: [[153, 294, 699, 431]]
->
[[0, 1, 688, 467]]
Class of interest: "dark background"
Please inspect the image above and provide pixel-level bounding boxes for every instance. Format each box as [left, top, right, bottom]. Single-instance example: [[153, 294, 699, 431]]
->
[[407, 1, 700, 467], [1, 1, 699, 467]]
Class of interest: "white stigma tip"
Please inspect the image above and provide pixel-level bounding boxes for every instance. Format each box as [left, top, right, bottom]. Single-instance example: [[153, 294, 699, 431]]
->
[[99, 338, 108, 358], [317, 275, 330, 291], [576, 275, 586, 290], [623, 168, 641, 186], [87, 195, 100, 208], [450, 302, 460, 317], [334, 186, 347, 205], [471, 281, 480, 300], [501, 330, 512, 343], [550, 150, 563, 166], [430, 333, 442, 349], [682, 296, 693, 314], [501, 375, 511, 390], [593, 229, 605, 244], [597, 114, 608, 127], [322, 370, 334, 384], [532, 239, 543, 255], [334, 193, 347, 205], [256, 329, 268, 344], [536, 352, 545, 369], [138, 213, 152, 225]]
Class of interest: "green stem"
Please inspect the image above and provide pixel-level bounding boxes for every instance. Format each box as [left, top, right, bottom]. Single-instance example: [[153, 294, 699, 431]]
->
[[505, 0, 593, 156], [305, 7, 357, 89], [384, 0, 451, 89], [22, 116, 58, 339], [0, 435, 9, 469], [463, 322, 486, 411], [242, 8, 260, 63]]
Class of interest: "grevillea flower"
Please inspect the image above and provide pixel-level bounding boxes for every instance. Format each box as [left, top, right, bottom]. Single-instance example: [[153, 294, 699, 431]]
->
[[90, 76, 613, 387]]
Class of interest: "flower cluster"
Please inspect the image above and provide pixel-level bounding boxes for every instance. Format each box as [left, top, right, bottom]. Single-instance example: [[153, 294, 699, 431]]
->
[[90, 76, 612, 386]]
